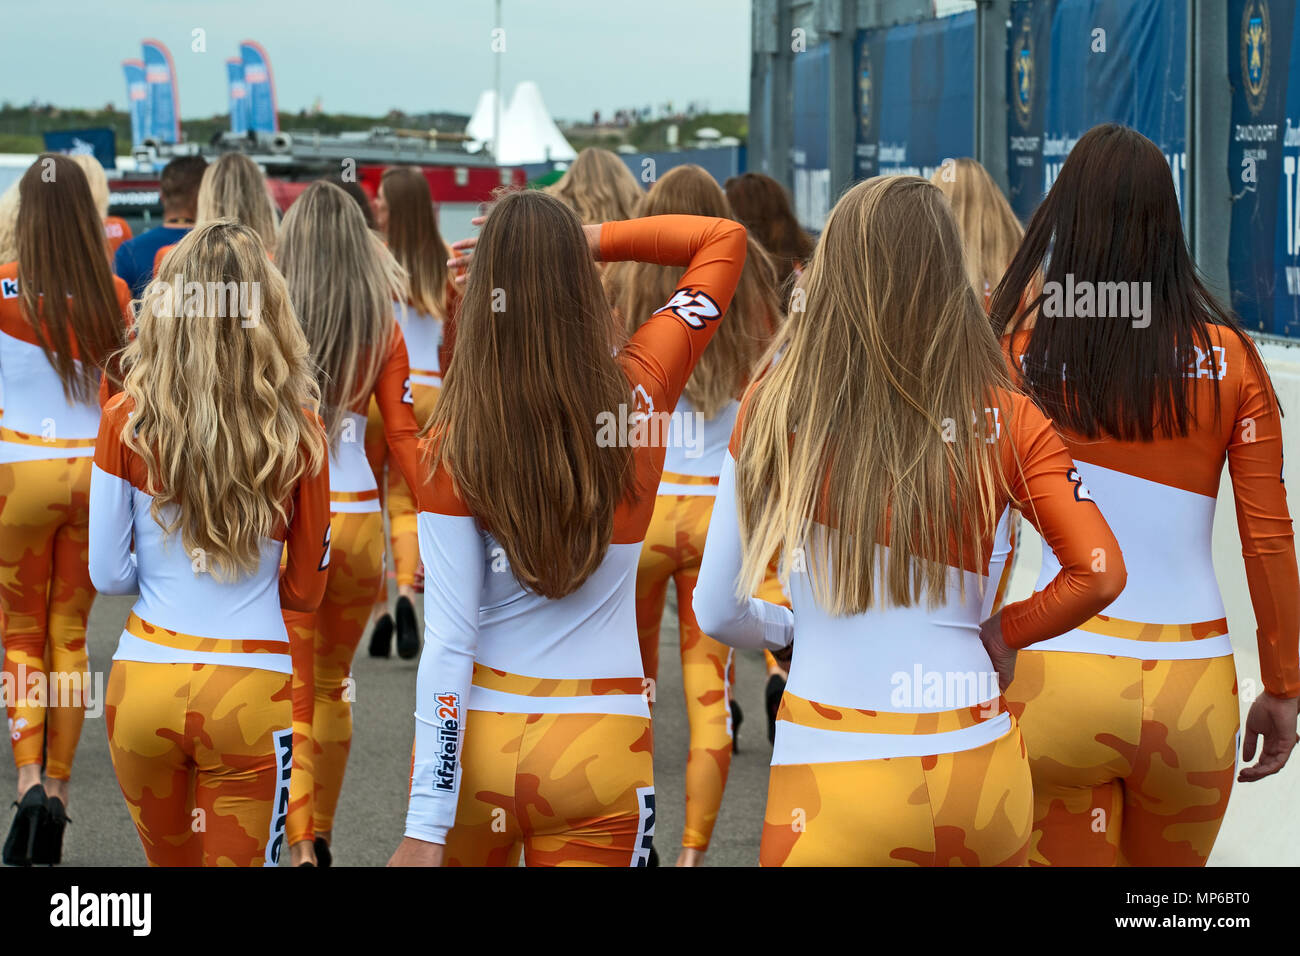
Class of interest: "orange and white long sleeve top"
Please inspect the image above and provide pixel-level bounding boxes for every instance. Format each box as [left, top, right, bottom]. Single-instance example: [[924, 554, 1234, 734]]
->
[[405, 215, 747, 845], [89, 393, 332, 675], [694, 389, 1126, 766], [0, 261, 131, 464], [1005, 326, 1300, 699]]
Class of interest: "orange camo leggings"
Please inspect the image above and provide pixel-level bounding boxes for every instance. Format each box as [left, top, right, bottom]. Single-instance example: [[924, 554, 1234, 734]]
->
[[0, 457, 95, 780], [444, 710, 656, 867], [1007, 649, 1239, 866], [106, 659, 293, 866], [284, 509, 385, 844], [364, 389, 437, 597]]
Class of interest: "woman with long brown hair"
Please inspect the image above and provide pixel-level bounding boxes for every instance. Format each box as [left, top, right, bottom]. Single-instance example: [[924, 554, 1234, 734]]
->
[[724, 171, 813, 294], [91, 220, 329, 867], [1, 155, 131, 865], [605, 164, 782, 865], [694, 175, 1127, 866], [277, 181, 424, 867], [991, 123, 1299, 866], [546, 146, 644, 225], [365, 167, 461, 661], [389, 191, 746, 867]]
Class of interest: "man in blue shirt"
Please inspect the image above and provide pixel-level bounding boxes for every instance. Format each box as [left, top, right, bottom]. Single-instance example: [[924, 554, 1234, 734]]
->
[[113, 155, 207, 297]]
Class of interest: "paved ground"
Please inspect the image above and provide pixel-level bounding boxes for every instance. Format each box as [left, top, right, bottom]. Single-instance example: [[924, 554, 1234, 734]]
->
[[0, 585, 773, 867]]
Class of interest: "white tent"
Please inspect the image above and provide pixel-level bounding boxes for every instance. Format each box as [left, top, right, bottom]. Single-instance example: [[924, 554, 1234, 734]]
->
[[465, 89, 500, 153], [494, 81, 576, 165]]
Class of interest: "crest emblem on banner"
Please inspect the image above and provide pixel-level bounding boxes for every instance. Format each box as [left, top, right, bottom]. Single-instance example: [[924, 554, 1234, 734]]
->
[[1242, 0, 1271, 116], [858, 45, 873, 139], [1013, 17, 1034, 129]]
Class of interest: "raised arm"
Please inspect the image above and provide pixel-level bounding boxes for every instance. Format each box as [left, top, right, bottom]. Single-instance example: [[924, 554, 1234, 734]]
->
[[603, 214, 747, 409], [998, 402, 1127, 649]]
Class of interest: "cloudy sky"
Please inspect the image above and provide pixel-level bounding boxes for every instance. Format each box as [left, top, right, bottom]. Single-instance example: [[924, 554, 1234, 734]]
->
[[1, 0, 752, 121]]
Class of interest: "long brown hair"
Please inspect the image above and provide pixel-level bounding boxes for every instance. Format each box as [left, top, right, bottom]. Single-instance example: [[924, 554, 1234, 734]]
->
[[546, 147, 644, 224], [737, 176, 1011, 613], [724, 171, 813, 292], [278, 182, 406, 446], [16, 154, 125, 401], [125, 220, 325, 580], [427, 190, 634, 599], [381, 167, 450, 319], [606, 165, 780, 418], [931, 158, 1024, 302], [991, 123, 1266, 441]]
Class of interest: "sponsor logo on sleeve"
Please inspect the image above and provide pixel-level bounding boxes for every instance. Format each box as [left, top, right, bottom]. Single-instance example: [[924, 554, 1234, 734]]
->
[[434, 692, 460, 792], [656, 288, 721, 330], [1, 277, 18, 299], [1067, 468, 1095, 502]]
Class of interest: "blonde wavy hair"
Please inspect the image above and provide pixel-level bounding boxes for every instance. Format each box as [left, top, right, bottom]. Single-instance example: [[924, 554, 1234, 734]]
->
[[0, 180, 21, 262], [68, 153, 112, 219], [278, 181, 407, 446], [124, 219, 326, 581], [605, 165, 781, 418], [736, 176, 1014, 614], [197, 153, 280, 255], [931, 158, 1024, 303], [546, 147, 644, 224]]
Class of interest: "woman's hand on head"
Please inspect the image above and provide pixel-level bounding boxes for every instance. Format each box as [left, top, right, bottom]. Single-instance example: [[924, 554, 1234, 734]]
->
[[448, 216, 487, 286], [388, 836, 445, 867]]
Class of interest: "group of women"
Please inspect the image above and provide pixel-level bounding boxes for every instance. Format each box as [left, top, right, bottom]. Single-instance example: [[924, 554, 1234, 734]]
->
[[1, 126, 1296, 868]]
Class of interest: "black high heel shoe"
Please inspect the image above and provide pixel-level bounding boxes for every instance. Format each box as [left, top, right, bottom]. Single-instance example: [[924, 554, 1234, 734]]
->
[[765, 672, 786, 745], [31, 795, 68, 865], [395, 595, 420, 660], [3, 785, 48, 867], [368, 612, 394, 658], [730, 699, 744, 754], [313, 836, 332, 867]]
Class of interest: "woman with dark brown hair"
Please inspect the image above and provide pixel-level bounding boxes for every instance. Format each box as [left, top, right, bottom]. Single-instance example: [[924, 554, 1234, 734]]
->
[[724, 171, 813, 293], [991, 123, 1299, 866], [365, 167, 461, 661], [1, 154, 131, 865], [605, 164, 783, 865], [389, 191, 746, 867]]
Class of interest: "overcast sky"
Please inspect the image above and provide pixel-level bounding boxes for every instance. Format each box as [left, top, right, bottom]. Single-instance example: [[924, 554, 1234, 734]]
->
[[0, 0, 751, 122]]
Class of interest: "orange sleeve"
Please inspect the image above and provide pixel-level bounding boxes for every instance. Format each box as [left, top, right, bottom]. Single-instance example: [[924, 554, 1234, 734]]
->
[[998, 400, 1128, 649], [152, 244, 174, 279], [279, 417, 331, 613], [373, 324, 423, 493], [602, 215, 747, 409], [1228, 354, 1300, 698]]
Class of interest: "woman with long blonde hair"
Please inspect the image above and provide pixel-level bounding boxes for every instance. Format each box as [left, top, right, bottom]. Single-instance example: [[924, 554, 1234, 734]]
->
[[365, 167, 461, 661], [604, 164, 782, 865], [389, 191, 746, 867], [150, 152, 279, 275], [931, 158, 1024, 311], [89, 219, 330, 866], [1, 155, 131, 866], [67, 153, 134, 257], [693, 175, 1127, 866], [546, 146, 644, 225], [277, 181, 423, 867]]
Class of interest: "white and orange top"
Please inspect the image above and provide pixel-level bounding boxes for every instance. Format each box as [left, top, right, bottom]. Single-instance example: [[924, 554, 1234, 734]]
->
[[89, 393, 332, 675], [404, 215, 747, 845], [1005, 326, 1300, 699], [0, 261, 131, 465], [693, 390, 1127, 766]]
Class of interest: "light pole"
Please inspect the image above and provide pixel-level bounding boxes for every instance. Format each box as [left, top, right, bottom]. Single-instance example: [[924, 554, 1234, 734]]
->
[[493, 0, 503, 161]]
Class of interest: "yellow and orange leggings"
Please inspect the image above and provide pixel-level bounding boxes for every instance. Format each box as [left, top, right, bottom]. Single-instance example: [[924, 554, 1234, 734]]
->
[[284, 509, 385, 845], [1008, 647, 1239, 866], [106, 658, 293, 866], [364, 390, 437, 598], [0, 457, 94, 781]]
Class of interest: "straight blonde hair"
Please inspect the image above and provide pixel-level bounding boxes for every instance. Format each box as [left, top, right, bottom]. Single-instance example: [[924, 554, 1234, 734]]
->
[[278, 181, 407, 446], [546, 147, 644, 225], [197, 153, 280, 255], [736, 176, 1013, 614], [931, 158, 1024, 303], [605, 165, 780, 418], [124, 219, 325, 581]]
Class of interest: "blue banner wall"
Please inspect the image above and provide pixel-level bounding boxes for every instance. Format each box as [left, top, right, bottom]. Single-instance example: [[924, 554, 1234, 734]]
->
[[1005, 0, 1186, 221], [43, 128, 116, 168], [792, 42, 831, 230], [1228, 0, 1300, 335]]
